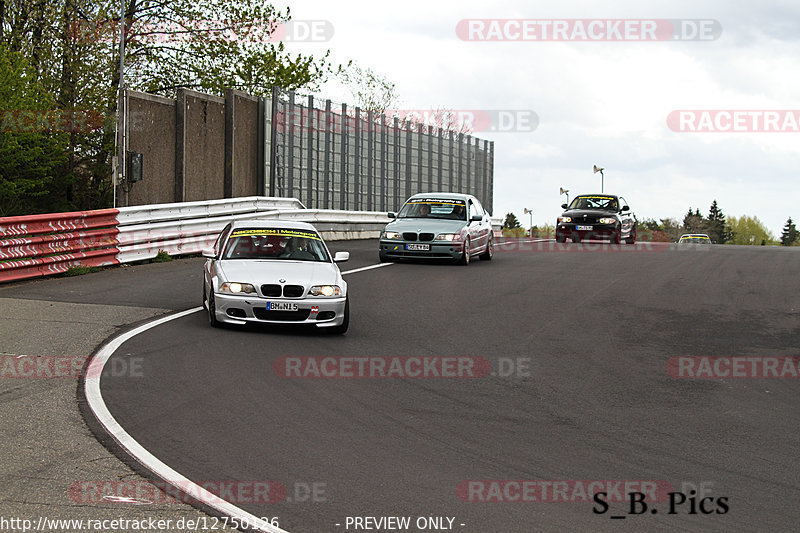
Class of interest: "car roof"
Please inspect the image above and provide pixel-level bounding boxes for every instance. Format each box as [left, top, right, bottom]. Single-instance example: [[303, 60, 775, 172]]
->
[[572, 193, 619, 199], [407, 192, 474, 201], [228, 219, 320, 232]]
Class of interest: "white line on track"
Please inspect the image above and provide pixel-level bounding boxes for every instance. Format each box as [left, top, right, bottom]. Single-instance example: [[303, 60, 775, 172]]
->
[[84, 261, 390, 533], [341, 262, 393, 275]]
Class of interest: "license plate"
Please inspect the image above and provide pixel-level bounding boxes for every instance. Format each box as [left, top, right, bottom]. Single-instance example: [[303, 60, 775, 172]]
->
[[406, 243, 430, 251], [576, 225, 593, 231], [266, 302, 298, 311]]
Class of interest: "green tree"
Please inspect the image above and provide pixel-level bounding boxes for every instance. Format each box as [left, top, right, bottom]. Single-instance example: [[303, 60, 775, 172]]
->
[[780, 218, 798, 246], [503, 212, 521, 229], [707, 200, 733, 244], [682, 207, 707, 234], [0, 43, 68, 216], [727, 215, 775, 245]]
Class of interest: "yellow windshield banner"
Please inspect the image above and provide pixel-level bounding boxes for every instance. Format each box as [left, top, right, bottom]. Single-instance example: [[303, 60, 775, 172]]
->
[[578, 196, 615, 201], [230, 228, 322, 241], [408, 199, 466, 205]]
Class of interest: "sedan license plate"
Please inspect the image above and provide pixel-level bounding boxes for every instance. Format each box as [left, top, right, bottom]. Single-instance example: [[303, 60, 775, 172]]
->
[[576, 225, 593, 231], [406, 243, 430, 251], [266, 302, 298, 311]]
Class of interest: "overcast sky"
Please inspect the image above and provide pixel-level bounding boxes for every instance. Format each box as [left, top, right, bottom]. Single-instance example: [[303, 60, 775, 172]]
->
[[283, 0, 800, 236]]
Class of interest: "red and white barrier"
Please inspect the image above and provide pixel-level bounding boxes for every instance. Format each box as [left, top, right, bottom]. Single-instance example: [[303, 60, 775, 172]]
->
[[0, 210, 121, 283]]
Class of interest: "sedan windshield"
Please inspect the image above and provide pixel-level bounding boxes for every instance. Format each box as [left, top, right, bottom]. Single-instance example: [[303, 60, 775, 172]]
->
[[222, 228, 330, 262], [397, 199, 467, 220], [568, 195, 619, 211]]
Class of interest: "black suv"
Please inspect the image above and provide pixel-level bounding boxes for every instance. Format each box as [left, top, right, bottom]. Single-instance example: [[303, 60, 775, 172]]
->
[[555, 194, 636, 244]]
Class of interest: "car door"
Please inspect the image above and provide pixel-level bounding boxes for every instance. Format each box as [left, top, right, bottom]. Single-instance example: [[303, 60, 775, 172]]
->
[[468, 198, 490, 251], [618, 197, 634, 236]]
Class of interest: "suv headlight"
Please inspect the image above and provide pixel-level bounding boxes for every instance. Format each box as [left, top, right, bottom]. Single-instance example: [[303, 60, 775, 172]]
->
[[558, 217, 572, 223], [383, 231, 402, 240], [598, 217, 617, 224], [435, 233, 462, 241], [220, 282, 256, 294], [309, 285, 342, 297]]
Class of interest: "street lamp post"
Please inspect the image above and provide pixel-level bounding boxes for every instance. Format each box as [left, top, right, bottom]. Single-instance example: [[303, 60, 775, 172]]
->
[[523, 208, 533, 237], [593, 165, 604, 193]]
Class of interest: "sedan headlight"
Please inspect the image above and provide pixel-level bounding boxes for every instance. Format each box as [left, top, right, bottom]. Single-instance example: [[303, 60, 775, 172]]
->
[[220, 282, 256, 294], [434, 233, 462, 241], [309, 285, 342, 297], [558, 217, 572, 223], [383, 231, 402, 240], [598, 217, 617, 224]]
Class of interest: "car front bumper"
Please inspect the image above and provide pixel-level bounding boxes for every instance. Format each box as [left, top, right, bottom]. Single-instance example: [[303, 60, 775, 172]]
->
[[556, 223, 619, 240], [212, 293, 347, 328], [380, 240, 467, 261]]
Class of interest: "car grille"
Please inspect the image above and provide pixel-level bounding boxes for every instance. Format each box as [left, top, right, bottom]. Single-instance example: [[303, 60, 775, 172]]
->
[[282, 285, 305, 298], [575, 216, 599, 224], [403, 232, 417, 241], [253, 308, 311, 321], [261, 284, 282, 297], [261, 284, 305, 297], [419, 233, 434, 241]]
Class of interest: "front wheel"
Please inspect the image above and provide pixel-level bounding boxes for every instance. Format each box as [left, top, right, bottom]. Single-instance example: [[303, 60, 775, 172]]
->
[[556, 234, 566, 243], [610, 231, 621, 245], [208, 291, 220, 328], [458, 239, 471, 265], [625, 228, 637, 245], [479, 235, 493, 260], [327, 297, 349, 334]]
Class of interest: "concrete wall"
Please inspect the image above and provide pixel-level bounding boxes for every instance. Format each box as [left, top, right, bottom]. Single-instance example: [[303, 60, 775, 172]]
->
[[120, 88, 495, 213], [125, 92, 175, 206]]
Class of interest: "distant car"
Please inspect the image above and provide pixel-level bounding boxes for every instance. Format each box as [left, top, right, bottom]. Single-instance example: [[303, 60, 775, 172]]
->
[[555, 194, 637, 244], [202, 220, 350, 333], [378, 192, 494, 265], [678, 234, 712, 244]]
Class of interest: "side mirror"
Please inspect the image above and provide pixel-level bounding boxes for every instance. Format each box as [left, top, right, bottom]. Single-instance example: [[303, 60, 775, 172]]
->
[[333, 251, 350, 262], [388, 212, 397, 219], [201, 248, 216, 259], [470, 214, 482, 222], [621, 205, 630, 212], [561, 203, 568, 209]]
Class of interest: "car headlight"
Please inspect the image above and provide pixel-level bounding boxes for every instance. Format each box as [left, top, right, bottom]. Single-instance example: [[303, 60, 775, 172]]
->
[[220, 282, 256, 294], [383, 231, 402, 240], [309, 285, 342, 297], [558, 217, 572, 223], [434, 233, 462, 241], [598, 217, 617, 224]]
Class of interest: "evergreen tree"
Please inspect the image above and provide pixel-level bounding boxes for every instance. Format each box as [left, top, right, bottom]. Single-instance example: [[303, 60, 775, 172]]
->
[[780, 218, 798, 246], [503, 212, 521, 229], [706, 200, 733, 243]]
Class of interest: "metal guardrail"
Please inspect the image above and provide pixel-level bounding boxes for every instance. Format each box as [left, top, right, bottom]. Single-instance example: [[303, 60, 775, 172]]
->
[[0, 198, 391, 283]]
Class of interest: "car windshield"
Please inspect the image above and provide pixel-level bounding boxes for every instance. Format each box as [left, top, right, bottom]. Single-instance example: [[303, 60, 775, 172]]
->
[[221, 228, 330, 262], [680, 236, 711, 243], [397, 199, 467, 220], [568, 196, 619, 211]]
